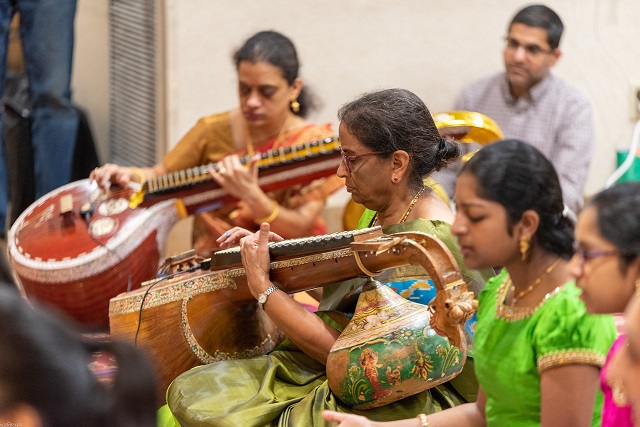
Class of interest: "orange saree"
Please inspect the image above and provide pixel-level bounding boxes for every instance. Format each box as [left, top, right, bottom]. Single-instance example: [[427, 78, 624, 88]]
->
[[162, 111, 343, 256]]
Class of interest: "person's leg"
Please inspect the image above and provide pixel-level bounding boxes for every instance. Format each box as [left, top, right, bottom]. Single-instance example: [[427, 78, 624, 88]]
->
[[0, 1, 15, 235], [18, 0, 78, 199]]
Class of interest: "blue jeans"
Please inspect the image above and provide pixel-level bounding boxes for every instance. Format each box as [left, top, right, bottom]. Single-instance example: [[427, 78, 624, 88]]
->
[[0, 0, 78, 232]]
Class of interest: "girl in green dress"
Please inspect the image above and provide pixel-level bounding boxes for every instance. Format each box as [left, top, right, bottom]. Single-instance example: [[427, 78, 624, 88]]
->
[[323, 139, 616, 427]]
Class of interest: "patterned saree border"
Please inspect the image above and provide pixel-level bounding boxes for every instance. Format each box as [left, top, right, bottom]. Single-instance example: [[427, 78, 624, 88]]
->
[[108, 271, 239, 316], [180, 297, 278, 364], [537, 349, 606, 373]]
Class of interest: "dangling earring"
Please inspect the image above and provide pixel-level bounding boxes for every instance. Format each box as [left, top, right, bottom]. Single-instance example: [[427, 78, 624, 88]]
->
[[290, 98, 300, 113], [520, 236, 530, 262], [635, 278, 640, 295]]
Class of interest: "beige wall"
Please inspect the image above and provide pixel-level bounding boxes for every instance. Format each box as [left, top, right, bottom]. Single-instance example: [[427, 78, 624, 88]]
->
[[74, 0, 640, 199], [73, 0, 109, 163]]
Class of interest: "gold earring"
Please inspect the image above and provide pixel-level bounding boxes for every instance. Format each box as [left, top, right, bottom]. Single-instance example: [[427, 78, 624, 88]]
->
[[290, 98, 300, 113], [635, 278, 640, 294], [520, 236, 530, 262]]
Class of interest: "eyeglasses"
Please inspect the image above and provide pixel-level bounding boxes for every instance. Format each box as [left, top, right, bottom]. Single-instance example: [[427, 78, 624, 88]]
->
[[572, 242, 618, 266], [339, 146, 384, 175], [504, 37, 554, 57]]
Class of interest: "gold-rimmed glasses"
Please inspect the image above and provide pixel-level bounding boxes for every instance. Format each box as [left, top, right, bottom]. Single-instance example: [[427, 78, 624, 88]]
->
[[339, 146, 384, 175]]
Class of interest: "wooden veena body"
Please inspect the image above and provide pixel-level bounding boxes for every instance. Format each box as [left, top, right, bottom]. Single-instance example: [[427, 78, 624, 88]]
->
[[8, 137, 341, 328], [109, 227, 476, 402]]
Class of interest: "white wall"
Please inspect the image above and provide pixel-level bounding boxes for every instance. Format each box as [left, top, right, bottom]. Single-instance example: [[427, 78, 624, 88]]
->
[[74, 0, 640, 199]]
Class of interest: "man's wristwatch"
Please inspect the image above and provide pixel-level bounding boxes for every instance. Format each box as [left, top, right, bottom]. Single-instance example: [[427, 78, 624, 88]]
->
[[257, 285, 279, 310]]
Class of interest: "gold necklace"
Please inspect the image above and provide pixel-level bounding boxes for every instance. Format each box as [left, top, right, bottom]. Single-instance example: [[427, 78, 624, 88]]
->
[[372, 186, 425, 226], [510, 257, 562, 305], [246, 114, 292, 156], [497, 276, 562, 321]]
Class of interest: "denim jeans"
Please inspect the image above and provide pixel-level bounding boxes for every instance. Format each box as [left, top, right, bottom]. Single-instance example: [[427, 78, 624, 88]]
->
[[0, 0, 78, 233]]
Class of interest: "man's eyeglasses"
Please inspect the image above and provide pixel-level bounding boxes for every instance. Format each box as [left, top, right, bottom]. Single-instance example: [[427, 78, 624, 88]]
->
[[572, 242, 618, 266], [504, 37, 554, 57], [339, 146, 384, 175]]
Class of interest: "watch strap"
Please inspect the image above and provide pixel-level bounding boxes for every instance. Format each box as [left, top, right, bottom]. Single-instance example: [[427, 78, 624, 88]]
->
[[258, 285, 280, 310]]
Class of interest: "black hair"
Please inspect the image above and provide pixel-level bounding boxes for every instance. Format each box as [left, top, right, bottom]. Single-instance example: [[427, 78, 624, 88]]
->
[[233, 30, 317, 118], [0, 289, 157, 427], [586, 182, 640, 270], [510, 4, 564, 49], [460, 139, 574, 259], [337, 88, 460, 193]]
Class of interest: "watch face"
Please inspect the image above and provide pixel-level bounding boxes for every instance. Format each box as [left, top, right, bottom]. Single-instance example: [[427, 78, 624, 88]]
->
[[258, 294, 267, 304]]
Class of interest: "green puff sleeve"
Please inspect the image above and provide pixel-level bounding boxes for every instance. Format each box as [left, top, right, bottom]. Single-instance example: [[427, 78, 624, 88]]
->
[[532, 282, 616, 373]]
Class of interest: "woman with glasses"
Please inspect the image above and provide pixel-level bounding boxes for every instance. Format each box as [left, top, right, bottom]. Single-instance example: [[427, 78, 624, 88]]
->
[[323, 139, 615, 427], [159, 88, 493, 426], [569, 181, 640, 426]]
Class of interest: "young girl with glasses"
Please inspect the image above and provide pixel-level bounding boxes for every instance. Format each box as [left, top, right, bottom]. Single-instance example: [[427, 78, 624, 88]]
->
[[569, 181, 640, 427]]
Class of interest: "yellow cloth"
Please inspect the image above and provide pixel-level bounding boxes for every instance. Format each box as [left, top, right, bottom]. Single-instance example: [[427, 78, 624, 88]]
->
[[162, 111, 343, 255]]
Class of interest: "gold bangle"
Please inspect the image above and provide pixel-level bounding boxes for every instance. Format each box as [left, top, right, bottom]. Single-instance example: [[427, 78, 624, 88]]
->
[[254, 200, 280, 224], [129, 167, 146, 185], [416, 414, 430, 427]]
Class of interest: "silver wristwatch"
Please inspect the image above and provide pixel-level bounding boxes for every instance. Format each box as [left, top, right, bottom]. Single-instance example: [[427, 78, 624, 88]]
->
[[257, 285, 279, 310]]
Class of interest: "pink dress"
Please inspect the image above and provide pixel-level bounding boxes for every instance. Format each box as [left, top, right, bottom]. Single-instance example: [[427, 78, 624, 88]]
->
[[600, 334, 632, 426]]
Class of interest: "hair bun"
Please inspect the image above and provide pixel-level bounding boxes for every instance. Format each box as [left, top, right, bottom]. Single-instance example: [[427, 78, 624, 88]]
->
[[433, 138, 461, 171]]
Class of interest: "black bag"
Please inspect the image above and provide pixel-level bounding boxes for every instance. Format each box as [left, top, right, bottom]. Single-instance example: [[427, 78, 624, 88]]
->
[[2, 71, 100, 228]]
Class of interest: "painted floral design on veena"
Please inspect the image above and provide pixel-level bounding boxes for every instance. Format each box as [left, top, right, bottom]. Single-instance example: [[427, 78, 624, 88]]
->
[[340, 321, 462, 406]]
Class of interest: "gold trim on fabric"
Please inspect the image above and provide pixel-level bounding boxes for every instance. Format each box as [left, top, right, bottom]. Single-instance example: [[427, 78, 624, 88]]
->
[[537, 349, 606, 373], [180, 297, 278, 364], [271, 248, 353, 270], [495, 276, 563, 322]]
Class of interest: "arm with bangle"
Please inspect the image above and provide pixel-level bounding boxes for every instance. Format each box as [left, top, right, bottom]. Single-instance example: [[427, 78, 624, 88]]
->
[[321, 390, 486, 426], [211, 154, 326, 237], [91, 162, 167, 192], [129, 166, 147, 185], [241, 189, 325, 237], [127, 163, 169, 185], [253, 199, 281, 224], [240, 224, 341, 364]]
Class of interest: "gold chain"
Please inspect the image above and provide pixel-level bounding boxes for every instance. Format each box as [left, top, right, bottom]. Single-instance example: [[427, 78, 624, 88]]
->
[[372, 186, 425, 226], [399, 186, 425, 223], [511, 257, 562, 305]]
